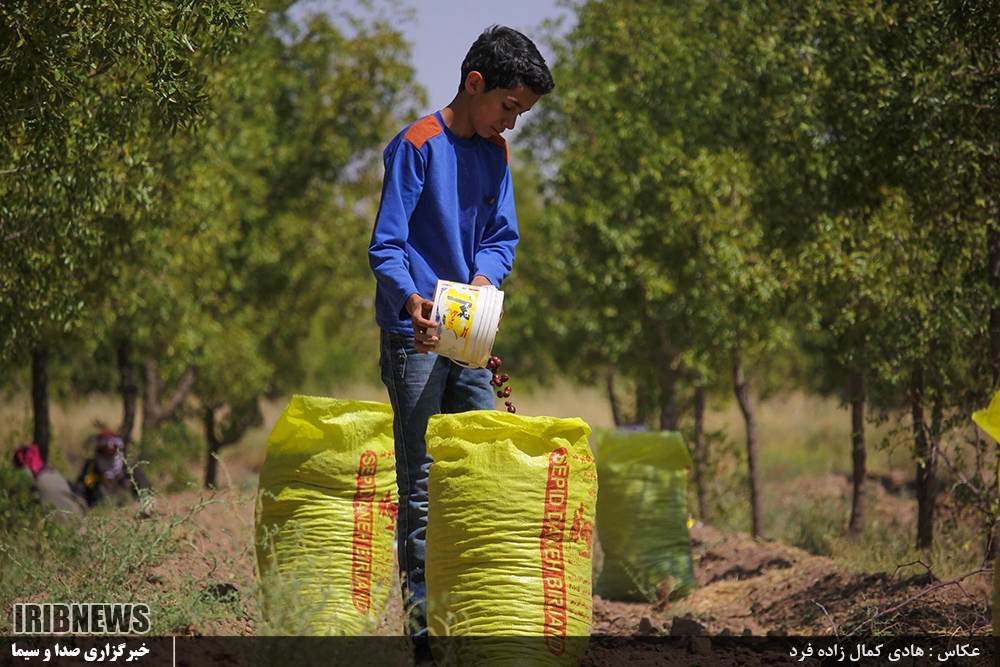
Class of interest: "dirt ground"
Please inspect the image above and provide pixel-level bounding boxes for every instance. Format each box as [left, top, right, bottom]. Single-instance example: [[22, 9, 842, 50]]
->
[[593, 522, 991, 638], [162, 472, 993, 643]]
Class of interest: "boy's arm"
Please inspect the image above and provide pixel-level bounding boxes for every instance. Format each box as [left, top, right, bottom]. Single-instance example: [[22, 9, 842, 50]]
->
[[473, 167, 519, 287], [369, 139, 426, 317]]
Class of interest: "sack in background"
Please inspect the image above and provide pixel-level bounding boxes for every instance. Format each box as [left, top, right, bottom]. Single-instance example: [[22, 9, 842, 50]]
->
[[425, 411, 597, 667], [593, 428, 696, 602], [255, 395, 398, 635]]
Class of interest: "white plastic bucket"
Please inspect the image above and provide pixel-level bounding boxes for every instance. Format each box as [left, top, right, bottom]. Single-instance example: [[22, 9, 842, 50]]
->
[[430, 280, 504, 369]]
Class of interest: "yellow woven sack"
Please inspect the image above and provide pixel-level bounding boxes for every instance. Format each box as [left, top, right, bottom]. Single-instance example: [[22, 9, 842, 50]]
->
[[425, 411, 597, 666], [254, 395, 398, 635], [972, 391, 1000, 637], [972, 390, 1000, 445], [593, 428, 696, 602]]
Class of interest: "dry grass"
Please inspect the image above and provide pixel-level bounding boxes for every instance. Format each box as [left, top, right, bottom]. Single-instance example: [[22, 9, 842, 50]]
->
[[1, 386, 908, 484], [0, 394, 122, 474], [2, 385, 992, 638], [704, 391, 905, 480], [0, 385, 979, 515]]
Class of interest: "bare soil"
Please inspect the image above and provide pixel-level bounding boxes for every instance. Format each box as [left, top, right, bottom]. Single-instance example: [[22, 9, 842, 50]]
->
[[163, 473, 992, 642], [592, 522, 991, 638]]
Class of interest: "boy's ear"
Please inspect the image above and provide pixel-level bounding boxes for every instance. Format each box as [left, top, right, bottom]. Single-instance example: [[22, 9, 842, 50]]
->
[[464, 70, 485, 95]]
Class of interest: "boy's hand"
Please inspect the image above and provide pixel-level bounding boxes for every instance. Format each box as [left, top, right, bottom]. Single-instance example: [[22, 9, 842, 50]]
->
[[406, 293, 439, 353]]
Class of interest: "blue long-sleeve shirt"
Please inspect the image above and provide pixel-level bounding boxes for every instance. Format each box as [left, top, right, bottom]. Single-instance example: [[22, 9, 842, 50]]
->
[[369, 111, 518, 335]]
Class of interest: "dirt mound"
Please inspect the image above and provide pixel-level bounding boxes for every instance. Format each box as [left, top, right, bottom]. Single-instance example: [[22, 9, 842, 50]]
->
[[592, 523, 992, 638], [163, 486, 992, 639]]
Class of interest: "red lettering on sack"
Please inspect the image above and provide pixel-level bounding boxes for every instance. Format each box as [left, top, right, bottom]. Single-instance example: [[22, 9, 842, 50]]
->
[[352, 450, 378, 613], [569, 501, 594, 559], [378, 490, 398, 533], [540, 447, 569, 656]]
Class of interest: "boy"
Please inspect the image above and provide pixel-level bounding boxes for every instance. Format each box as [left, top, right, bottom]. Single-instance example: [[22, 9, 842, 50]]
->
[[368, 24, 553, 660]]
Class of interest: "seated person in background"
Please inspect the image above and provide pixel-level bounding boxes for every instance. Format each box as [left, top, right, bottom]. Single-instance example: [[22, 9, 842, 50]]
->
[[12, 443, 87, 520], [76, 429, 154, 516]]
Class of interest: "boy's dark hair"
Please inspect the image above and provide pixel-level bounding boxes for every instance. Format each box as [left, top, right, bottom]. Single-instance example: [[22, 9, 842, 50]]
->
[[460, 25, 554, 96]]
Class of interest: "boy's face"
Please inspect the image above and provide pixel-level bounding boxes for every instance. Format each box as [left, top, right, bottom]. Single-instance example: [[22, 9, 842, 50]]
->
[[465, 71, 541, 139]]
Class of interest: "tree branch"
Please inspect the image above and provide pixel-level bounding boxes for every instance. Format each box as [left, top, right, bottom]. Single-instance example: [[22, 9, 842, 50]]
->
[[0, 163, 61, 175], [3, 223, 36, 242], [843, 566, 992, 637], [161, 365, 198, 418], [651, 319, 700, 380], [936, 440, 984, 500], [812, 599, 839, 639], [88, 62, 115, 78]]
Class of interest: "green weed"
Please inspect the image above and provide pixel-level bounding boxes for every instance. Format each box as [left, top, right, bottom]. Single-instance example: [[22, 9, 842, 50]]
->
[[766, 486, 987, 583], [0, 479, 255, 636]]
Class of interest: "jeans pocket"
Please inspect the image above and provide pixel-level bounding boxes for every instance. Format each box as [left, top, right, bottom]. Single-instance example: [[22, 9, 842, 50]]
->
[[380, 331, 408, 384], [395, 345, 407, 380], [384, 333, 409, 381]]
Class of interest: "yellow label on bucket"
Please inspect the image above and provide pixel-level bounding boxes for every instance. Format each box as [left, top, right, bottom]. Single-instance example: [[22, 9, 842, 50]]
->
[[431, 279, 504, 369], [440, 287, 477, 356]]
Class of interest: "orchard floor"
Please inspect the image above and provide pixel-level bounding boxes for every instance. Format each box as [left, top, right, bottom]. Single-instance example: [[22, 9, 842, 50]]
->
[[160, 476, 992, 643]]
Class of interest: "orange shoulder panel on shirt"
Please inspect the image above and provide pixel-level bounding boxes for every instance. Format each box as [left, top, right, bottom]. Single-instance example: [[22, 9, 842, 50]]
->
[[486, 134, 510, 163], [403, 115, 443, 149]]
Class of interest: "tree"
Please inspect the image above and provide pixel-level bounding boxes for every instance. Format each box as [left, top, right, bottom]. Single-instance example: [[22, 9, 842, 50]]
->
[[525, 0, 1000, 548], [741, 0, 999, 550], [102, 2, 424, 486], [0, 0, 252, 360], [523, 0, 791, 535], [0, 0, 254, 460]]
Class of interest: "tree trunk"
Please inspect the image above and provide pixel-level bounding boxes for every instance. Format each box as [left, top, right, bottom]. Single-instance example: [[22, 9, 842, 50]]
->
[[657, 355, 679, 431], [142, 357, 159, 432], [607, 364, 623, 427], [652, 318, 680, 431], [979, 189, 999, 559], [31, 345, 50, 462], [204, 406, 222, 490], [203, 399, 262, 488], [847, 371, 867, 538], [732, 338, 763, 538], [692, 385, 710, 523], [117, 340, 138, 452], [635, 373, 650, 427], [142, 357, 197, 433], [911, 367, 940, 551], [927, 364, 944, 547], [988, 199, 1000, 387]]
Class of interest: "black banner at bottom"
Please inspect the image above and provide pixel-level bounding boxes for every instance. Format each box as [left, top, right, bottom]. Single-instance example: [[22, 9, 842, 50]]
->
[[1, 635, 994, 667]]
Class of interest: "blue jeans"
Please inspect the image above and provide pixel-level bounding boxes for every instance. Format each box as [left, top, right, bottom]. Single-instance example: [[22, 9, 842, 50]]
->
[[379, 330, 494, 644]]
